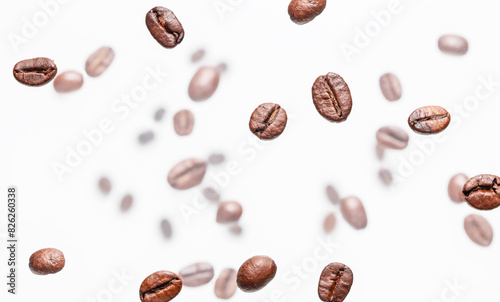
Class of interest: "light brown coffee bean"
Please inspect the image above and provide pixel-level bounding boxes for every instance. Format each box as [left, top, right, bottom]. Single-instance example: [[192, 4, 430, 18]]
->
[[167, 158, 207, 190], [379, 73, 402, 101], [448, 173, 468, 203], [379, 168, 393, 186], [53, 71, 83, 93], [29, 248, 65, 275], [217, 201, 243, 223], [173, 109, 195, 136], [464, 214, 493, 247], [214, 268, 237, 299], [408, 106, 451, 134], [323, 212, 336, 233], [188, 66, 220, 101], [376, 126, 409, 150], [326, 185, 340, 205], [179, 262, 214, 287], [340, 196, 367, 230], [98, 177, 111, 194], [438, 35, 468, 56], [140, 271, 182, 302], [85, 46, 115, 77], [120, 194, 133, 212], [161, 219, 173, 239]]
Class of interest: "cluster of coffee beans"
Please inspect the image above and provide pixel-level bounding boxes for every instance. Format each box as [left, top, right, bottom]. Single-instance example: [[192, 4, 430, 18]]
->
[[323, 184, 368, 232], [97, 176, 134, 212]]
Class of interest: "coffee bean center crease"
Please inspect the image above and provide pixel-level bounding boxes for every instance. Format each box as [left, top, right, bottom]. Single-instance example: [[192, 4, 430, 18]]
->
[[141, 278, 180, 299]]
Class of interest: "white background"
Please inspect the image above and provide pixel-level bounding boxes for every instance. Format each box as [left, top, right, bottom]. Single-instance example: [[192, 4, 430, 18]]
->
[[1, 0, 500, 301]]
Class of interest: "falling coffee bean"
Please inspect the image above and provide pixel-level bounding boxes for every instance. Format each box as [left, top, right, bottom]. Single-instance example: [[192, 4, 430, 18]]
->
[[173, 109, 195, 136], [85, 46, 115, 77], [161, 219, 173, 239], [462, 174, 500, 210], [438, 34, 468, 56], [376, 143, 385, 160], [217, 201, 243, 223], [378, 168, 393, 186], [249, 103, 287, 140], [288, 0, 327, 25], [229, 224, 243, 235], [188, 66, 220, 101], [237, 255, 277, 293], [13, 57, 57, 86], [217, 63, 228, 73], [53, 71, 83, 93], [167, 158, 207, 190], [326, 185, 340, 205], [140, 271, 182, 302], [408, 106, 451, 134], [312, 72, 352, 123], [191, 49, 205, 63], [120, 194, 133, 212], [464, 214, 493, 247], [340, 196, 367, 230], [214, 268, 237, 299], [323, 212, 336, 233], [376, 126, 409, 150], [203, 187, 220, 202], [98, 177, 112, 194], [379, 73, 402, 101], [208, 153, 225, 165], [138, 131, 155, 145], [179, 262, 214, 287], [318, 262, 353, 302], [29, 248, 65, 275], [448, 173, 468, 203], [155, 108, 166, 122], [146, 7, 184, 49]]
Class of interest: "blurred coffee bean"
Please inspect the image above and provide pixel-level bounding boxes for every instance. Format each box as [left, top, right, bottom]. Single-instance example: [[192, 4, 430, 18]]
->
[[203, 187, 220, 202], [217, 63, 228, 73], [438, 34, 468, 56], [154, 108, 166, 122], [448, 173, 468, 203], [139, 131, 155, 145], [191, 49, 205, 62], [179, 262, 214, 287], [53, 71, 83, 93], [98, 177, 112, 194], [379, 73, 402, 101], [167, 158, 207, 190], [161, 219, 172, 239], [376, 143, 385, 160], [340, 196, 367, 230], [85, 46, 114, 77], [173, 109, 195, 136], [379, 168, 393, 186], [464, 214, 493, 247], [120, 194, 133, 212], [217, 201, 243, 223], [208, 153, 225, 165], [376, 126, 409, 150], [188, 66, 220, 101], [323, 212, 336, 233], [13, 57, 57, 86], [229, 223, 242, 235], [214, 268, 237, 299], [326, 185, 340, 205]]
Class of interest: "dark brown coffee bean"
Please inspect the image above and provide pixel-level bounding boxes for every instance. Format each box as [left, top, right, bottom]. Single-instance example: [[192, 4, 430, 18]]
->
[[167, 158, 207, 190], [188, 66, 220, 101], [208, 153, 225, 165], [179, 262, 214, 287], [462, 174, 500, 210], [249, 103, 287, 140], [120, 194, 133, 212], [376, 143, 385, 160], [340, 196, 367, 230], [323, 212, 336, 233], [29, 248, 65, 275], [146, 7, 184, 49], [408, 106, 451, 134], [312, 72, 352, 123], [318, 262, 353, 302], [326, 185, 340, 205], [214, 268, 237, 299], [53, 71, 83, 93], [13, 57, 57, 86], [98, 177, 111, 194], [217, 201, 243, 223], [155, 108, 166, 122], [237, 255, 277, 292], [376, 126, 409, 150], [438, 35, 468, 56], [161, 219, 173, 239], [140, 271, 182, 302], [288, 0, 327, 25], [379, 168, 393, 186], [203, 187, 220, 202], [173, 109, 195, 136], [379, 73, 402, 101], [191, 49, 205, 62], [85, 47, 114, 77], [464, 214, 493, 247], [139, 131, 155, 145], [448, 173, 468, 203]]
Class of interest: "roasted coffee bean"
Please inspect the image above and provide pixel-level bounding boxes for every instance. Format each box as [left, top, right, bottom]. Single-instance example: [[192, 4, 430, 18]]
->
[[312, 73, 352, 123], [237, 255, 277, 292], [376, 126, 409, 150], [203, 187, 220, 202], [376, 143, 385, 160], [179, 262, 214, 287], [208, 153, 225, 165], [29, 248, 65, 275], [408, 106, 450, 134], [379, 73, 402, 101], [167, 158, 207, 190], [120, 194, 133, 212], [326, 185, 340, 205], [249, 103, 287, 140], [448, 173, 468, 203], [191, 49, 205, 62], [13, 57, 57, 86], [217, 201, 243, 223], [161, 219, 173, 239], [340, 196, 367, 230], [288, 0, 327, 25], [85, 46, 114, 77], [438, 35, 468, 56], [462, 174, 500, 210], [98, 177, 112, 194], [323, 212, 336, 233], [146, 7, 184, 49], [53, 71, 83, 93], [214, 268, 237, 299], [155, 108, 166, 122], [139, 131, 155, 144], [464, 214, 493, 247], [318, 262, 353, 302], [188, 66, 220, 101], [173, 109, 195, 136], [379, 168, 393, 186], [140, 271, 182, 302], [217, 63, 228, 73], [229, 224, 243, 235]]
